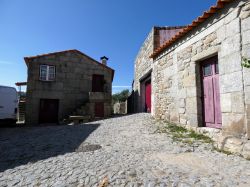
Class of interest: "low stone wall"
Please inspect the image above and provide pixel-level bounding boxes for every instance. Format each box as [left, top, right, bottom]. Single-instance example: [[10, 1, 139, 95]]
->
[[179, 123, 250, 159], [113, 102, 127, 114]]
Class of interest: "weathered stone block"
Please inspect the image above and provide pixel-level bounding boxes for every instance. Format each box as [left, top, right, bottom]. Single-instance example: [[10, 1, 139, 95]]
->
[[242, 141, 250, 159], [187, 114, 199, 127], [242, 70, 250, 89], [220, 34, 241, 57], [241, 17, 250, 31], [246, 104, 250, 119], [179, 108, 185, 114], [178, 89, 187, 99], [216, 26, 226, 42], [224, 7, 240, 24], [187, 87, 197, 98], [242, 30, 250, 46], [183, 75, 196, 87], [225, 18, 240, 38], [247, 119, 250, 139], [220, 71, 243, 93], [222, 113, 245, 136], [180, 118, 187, 125], [231, 92, 245, 113], [242, 44, 250, 57], [223, 137, 243, 154], [186, 97, 197, 114], [203, 33, 217, 45], [179, 98, 185, 108], [219, 52, 242, 75], [170, 111, 179, 123], [220, 93, 231, 113]]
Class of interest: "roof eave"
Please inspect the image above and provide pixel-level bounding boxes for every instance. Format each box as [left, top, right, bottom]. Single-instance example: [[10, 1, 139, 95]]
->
[[150, 0, 234, 59]]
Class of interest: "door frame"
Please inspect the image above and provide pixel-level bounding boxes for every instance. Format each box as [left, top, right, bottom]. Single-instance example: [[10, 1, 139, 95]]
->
[[39, 99, 59, 124], [145, 80, 151, 113], [200, 55, 222, 128]]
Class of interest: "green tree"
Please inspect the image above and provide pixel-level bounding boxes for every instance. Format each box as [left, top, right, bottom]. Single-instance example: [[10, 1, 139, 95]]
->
[[112, 89, 130, 103]]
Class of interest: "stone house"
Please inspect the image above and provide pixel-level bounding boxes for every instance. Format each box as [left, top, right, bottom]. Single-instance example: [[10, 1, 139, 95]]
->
[[132, 0, 250, 156], [23, 49, 114, 125]]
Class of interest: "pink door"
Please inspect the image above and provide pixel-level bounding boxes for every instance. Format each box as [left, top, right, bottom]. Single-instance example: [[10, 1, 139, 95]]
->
[[202, 56, 222, 128], [145, 81, 151, 113]]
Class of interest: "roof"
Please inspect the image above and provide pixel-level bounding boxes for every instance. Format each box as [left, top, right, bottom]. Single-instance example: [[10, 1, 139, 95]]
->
[[15, 82, 27, 86], [150, 0, 235, 58], [24, 49, 115, 81], [154, 26, 186, 30]]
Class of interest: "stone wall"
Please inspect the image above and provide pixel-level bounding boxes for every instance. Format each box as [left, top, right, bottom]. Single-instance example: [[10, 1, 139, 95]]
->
[[25, 51, 113, 124], [152, 0, 250, 140], [133, 27, 182, 113], [133, 28, 154, 112], [241, 2, 250, 139]]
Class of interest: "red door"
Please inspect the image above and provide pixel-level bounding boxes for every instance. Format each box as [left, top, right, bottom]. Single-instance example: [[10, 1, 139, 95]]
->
[[145, 81, 151, 113], [201, 56, 222, 128], [95, 102, 104, 117], [92, 74, 104, 92]]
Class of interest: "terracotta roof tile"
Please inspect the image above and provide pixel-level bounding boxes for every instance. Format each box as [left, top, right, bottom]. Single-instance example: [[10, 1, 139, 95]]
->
[[150, 0, 235, 58]]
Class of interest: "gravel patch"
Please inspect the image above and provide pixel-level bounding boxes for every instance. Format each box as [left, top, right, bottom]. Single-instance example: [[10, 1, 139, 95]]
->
[[0, 113, 250, 186]]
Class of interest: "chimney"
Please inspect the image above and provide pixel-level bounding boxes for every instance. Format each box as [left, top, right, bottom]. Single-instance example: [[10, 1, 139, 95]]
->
[[100, 56, 109, 66]]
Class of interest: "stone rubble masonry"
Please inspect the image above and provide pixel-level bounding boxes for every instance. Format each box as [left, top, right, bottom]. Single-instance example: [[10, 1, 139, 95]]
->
[[133, 0, 250, 157], [133, 28, 154, 112], [25, 51, 113, 125], [133, 27, 182, 113]]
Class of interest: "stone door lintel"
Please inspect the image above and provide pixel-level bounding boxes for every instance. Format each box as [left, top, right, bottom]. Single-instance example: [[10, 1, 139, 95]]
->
[[191, 46, 220, 63]]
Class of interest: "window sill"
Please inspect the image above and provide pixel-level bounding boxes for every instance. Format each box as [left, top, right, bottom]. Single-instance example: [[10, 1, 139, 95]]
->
[[39, 79, 56, 82]]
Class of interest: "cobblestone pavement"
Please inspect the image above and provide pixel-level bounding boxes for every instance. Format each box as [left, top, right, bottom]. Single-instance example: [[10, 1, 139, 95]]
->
[[0, 113, 250, 187]]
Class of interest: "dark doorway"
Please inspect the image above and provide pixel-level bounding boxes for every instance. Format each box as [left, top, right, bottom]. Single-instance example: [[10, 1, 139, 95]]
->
[[92, 74, 104, 92], [39, 99, 59, 124], [95, 102, 104, 117], [201, 56, 222, 128], [145, 80, 151, 113]]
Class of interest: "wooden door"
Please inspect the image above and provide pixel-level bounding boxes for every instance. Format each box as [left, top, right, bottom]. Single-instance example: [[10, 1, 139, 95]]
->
[[201, 56, 222, 128], [92, 74, 104, 92], [95, 102, 104, 117], [39, 99, 59, 124], [145, 81, 151, 113]]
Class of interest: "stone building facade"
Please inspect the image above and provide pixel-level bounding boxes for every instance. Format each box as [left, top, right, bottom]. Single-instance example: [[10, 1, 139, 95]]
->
[[133, 0, 250, 156], [133, 26, 184, 112], [24, 50, 114, 125]]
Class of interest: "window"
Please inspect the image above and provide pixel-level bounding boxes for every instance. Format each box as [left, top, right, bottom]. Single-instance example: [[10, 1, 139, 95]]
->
[[92, 74, 104, 92], [40, 65, 56, 81], [203, 64, 212, 76]]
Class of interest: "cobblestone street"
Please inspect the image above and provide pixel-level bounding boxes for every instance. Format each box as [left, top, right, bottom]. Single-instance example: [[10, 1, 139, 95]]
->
[[0, 113, 250, 187]]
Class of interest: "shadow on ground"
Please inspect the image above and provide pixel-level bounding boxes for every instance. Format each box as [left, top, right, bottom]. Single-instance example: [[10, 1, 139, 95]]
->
[[0, 123, 99, 172]]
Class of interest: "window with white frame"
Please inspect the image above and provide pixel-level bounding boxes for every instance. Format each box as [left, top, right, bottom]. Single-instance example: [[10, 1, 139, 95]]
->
[[39, 65, 56, 81]]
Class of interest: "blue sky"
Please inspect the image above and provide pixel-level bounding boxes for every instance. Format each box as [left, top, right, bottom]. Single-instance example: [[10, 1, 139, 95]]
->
[[0, 0, 216, 93]]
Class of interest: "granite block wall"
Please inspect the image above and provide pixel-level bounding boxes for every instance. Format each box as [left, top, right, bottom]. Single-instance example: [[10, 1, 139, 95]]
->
[[25, 51, 113, 124]]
